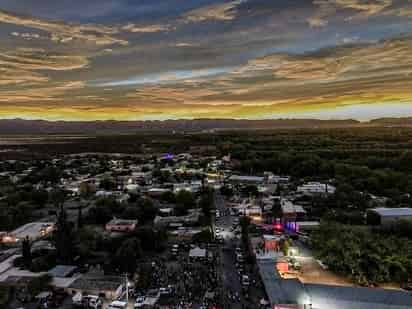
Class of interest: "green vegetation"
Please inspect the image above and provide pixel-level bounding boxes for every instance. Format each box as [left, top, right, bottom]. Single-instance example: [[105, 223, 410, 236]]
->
[[0, 286, 11, 308], [311, 223, 412, 285], [27, 274, 52, 297], [3, 128, 412, 285], [175, 190, 196, 216]]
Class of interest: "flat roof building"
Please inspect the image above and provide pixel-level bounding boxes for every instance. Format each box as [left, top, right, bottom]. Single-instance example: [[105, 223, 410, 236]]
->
[[367, 207, 412, 226], [105, 219, 137, 233], [257, 259, 412, 308], [228, 175, 265, 184]]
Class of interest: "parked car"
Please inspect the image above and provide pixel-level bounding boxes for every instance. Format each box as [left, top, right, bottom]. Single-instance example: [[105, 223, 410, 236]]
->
[[108, 300, 127, 309], [87, 295, 103, 309], [134, 296, 145, 308]]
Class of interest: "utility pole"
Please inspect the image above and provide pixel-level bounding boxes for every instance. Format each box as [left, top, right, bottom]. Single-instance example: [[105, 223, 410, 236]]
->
[[125, 273, 129, 308]]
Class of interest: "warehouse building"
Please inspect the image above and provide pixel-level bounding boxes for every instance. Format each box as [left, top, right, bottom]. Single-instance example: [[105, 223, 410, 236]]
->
[[367, 207, 412, 226]]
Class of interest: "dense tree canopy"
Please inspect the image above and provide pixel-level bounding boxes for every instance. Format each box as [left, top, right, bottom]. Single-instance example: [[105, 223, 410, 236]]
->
[[311, 223, 412, 285]]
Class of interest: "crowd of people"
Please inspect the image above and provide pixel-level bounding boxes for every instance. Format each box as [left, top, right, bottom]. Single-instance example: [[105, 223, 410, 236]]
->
[[137, 246, 222, 308]]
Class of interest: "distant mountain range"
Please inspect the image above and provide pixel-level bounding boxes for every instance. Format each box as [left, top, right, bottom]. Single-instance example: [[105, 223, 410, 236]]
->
[[0, 118, 412, 134]]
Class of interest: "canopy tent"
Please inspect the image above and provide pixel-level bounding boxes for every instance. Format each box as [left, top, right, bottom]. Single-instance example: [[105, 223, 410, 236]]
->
[[189, 247, 206, 258]]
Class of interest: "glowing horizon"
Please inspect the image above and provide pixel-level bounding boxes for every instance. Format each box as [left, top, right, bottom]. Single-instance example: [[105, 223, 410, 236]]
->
[[1, 1, 412, 121]]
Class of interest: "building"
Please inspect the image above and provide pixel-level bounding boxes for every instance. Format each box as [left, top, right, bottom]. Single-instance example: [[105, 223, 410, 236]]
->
[[284, 221, 320, 233], [67, 275, 124, 300], [367, 207, 412, 226], [228, 175, 265, 185], [281, 199, 306, 222], [297, 182, 336, 195], [257, 259, 412, 308], [105, 219, 137, 233], [173, 181, 202, 193], [153, 209, 201, 227]]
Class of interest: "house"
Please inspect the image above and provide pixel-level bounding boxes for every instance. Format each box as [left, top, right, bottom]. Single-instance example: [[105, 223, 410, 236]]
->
[[281, 199, 306, 222], [297, 182, 336, 195], [105, 219, 137, 233], [173, 181, 202, 193], [95, 190, 113, 198], [67, 275, 124, 300], [264, 173, 290, 184], [263, 235, 282, 252], [146, 188, 171, 197], [367, 207, 412, 226], [189, 247, 207, 260], [228, 175, 265, 185], [153, 209, 201, 227]]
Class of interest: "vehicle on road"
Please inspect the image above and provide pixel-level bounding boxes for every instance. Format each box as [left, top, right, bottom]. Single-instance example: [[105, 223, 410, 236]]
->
[[171, 244, 179, 256], [108, 300, 127, 309], [242, 275, 250, 287]]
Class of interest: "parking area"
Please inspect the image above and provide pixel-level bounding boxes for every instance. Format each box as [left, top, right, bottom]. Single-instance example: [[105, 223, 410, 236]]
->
[[280, 244, 354, 287]]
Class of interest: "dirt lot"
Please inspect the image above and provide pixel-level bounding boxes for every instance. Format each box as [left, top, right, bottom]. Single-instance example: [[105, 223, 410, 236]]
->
[[282, 256, 354, 287]]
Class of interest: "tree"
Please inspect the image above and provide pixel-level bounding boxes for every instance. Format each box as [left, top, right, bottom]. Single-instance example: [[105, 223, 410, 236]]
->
[[27, 274, 52, 297], [175, 190, 195, 216], [22, 236, 32, 269], [77, 226, 102, 257], [220, 185, 234, 197], [77, 205, 83, 229], [239, 216, 251, 246], [50, 188, 65, 209], [192, 229, 213, 243], [199, 188, 214, 224], [31, 189, 48, 207], [280, 238, 290, 256], [160, 191, 176, 203], [137, 198, 157, 223], [241, 185, 258, 197], [399, 151, 412, 172], [272, 199, 282, 219], [135, 227, 167, 251], [100, 178, 116, 191], [115, 238, 142, 273], [54, 206, 75, 263]]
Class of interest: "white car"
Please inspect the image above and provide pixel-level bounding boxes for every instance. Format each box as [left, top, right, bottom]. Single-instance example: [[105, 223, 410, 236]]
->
[[108, 300, 127, 309], [134, 296, 145, 308], [80, 295, 102, 309], [242, 275, 250, 287]]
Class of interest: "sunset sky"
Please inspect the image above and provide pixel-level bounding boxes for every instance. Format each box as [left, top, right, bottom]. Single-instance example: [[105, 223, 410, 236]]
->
[[1, 0, 412, 121]]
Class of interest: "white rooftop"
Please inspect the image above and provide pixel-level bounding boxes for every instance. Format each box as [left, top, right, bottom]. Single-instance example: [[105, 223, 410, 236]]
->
[[281, 200, 306, 214], [229, 175, 264, 182], [370, 207, 412, 217]]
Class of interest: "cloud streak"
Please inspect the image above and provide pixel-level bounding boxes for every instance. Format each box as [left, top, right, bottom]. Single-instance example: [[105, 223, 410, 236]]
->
[[182, 0, 245, 23], [1, 0, 412, 121], [0, 10, 129, 46]]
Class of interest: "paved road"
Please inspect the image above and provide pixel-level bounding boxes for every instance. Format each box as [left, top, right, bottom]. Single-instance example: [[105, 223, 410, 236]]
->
[[215, 193, 244, 309]]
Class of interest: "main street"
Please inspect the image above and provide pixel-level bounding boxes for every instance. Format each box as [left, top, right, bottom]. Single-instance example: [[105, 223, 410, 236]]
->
[[215, 193, 243, 309]]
